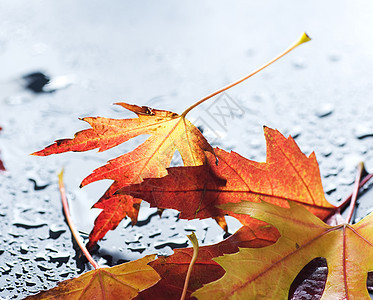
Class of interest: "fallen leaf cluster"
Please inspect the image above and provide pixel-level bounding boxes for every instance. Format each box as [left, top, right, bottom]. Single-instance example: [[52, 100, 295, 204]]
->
[[32, 104, 373, 299], [27, 33, 373, 299]]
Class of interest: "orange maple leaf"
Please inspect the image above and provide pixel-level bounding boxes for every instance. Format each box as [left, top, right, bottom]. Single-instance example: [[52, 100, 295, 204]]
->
[[25, 255, 160, 299], [32, 33, 313, 247], [32, 103, 213, 248], [193, 201, 373, 299], [121, 127, 336, 224]]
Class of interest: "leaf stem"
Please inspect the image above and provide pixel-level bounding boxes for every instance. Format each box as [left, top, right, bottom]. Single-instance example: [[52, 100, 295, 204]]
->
[[180, 32, 311, 117], [58, 169, 100, 269], [346, 162, 365, 224], [336, 172, 373, 212], [180, 232, 199, 300]]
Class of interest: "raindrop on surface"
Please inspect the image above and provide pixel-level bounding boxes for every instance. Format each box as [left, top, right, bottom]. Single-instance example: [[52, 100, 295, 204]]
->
[[28, 178, 50, 191], [0, 265, 11, 274], [154, 236, 189, 249], [325, 184, 337, 195], [12, 218, 47, 229], [127, 244, 147, 253], [48, 251, 70, 265], [25, 280, 36, 287], [288, 125, 302, 139], [136, 208, 158, 226], [315, 103, 334, 118], [354, 124, 373, 139], [35, 252, 48, 261], [21, 72, 50, 93], [148, 228, 161, 238], [37, 264, 52, 272], [338, 176, 354, 186], [321, 148, 333, 157], [331, 137, 347, 147], [49, 224, 66, 239], [183, 224, 197, 232], [45, 244, 59, 253], [60, 271, 72, 278], [20, 244, 29, 254], [124, 233, 143, 244]]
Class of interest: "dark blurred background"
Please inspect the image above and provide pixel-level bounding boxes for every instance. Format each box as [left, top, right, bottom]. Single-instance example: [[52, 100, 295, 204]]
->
[[0, 1, 373, 298]]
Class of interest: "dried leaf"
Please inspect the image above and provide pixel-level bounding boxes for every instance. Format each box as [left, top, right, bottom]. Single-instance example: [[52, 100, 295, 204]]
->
[[193, 201, 373, 299], [25, 255, 160, 299]]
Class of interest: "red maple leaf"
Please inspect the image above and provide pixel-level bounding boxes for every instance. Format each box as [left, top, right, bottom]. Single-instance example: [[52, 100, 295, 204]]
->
[[121, 127, 337, 225]]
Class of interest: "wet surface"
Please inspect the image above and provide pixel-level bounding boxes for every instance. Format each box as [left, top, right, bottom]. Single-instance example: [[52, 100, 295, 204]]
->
[[0, 1, 373, 298]]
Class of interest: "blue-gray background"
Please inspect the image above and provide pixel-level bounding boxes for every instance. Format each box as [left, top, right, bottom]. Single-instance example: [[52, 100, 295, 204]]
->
[[0, 1, 373, 298]]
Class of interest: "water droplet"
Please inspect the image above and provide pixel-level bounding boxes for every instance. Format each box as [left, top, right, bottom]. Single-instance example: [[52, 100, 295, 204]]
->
[[37, 264, 52, 272], [48, 251, 70, 266], [325, 184, 337, 195], [148, 228, 161, 238], [12, 218, 47, 229], [354, 124, 373, 139], [0, 265, 11, 274], [21, 72, 50, 93], [321, 148, 333, 157], [20, 245, 29, 254], [127, 244, 146, 253], [25, 280, 36, 287], [45, 245, 59, 253], [35, 252, 48, 261], [183, 224, 197, 232], [154, 237, 188, 249], [28, 178, 50, 191], [124, 234, 143, 244], [136, 208, 158, 226], [331, 137, 347, 147], [60, 271, 73, 278], [288, 125, 302, 139], [315, 103, 334, 118], [338, 176, 354, 186], [49, 224, 66, 239]]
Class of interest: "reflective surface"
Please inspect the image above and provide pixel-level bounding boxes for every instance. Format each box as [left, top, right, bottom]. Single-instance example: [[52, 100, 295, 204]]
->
[[0, 1, 373, 298]]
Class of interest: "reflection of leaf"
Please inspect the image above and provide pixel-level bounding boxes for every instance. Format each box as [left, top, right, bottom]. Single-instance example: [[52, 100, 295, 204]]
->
[[32, 103, 213, 248], [193, 201, 373, 299], [0, 155, 4, 171], [136, 225, 280, 300], [25, 255, 160, 299], [122, 127, 336, 224]]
